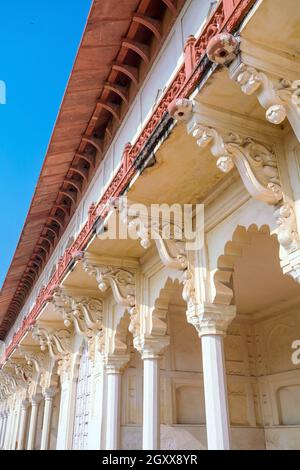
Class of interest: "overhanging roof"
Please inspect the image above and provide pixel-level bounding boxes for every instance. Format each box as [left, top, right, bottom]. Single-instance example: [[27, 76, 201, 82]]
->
[[0, 0, 184, 337]]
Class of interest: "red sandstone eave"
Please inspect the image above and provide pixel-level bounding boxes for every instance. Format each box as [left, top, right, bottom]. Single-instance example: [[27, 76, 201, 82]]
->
[[0, 0, 258, 347], [0, 0, 186, 338]]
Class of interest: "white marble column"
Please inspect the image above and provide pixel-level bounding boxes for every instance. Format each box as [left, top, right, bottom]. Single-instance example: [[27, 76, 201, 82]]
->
[[56, 377, 77, 450], [27, 395, 42, 450], [3, 410, 11, 450], [87, 352, 106, 450], [13, 403, 22, 450], [192, 303, 236, 450], [105, 356, 129, 450], [17, 400, 30, 450], [0, 411, 8, 449], [0, 412, 4, 448], [6, 403, 17, 450], [140, 337, 169, 450], [40, 388, 56, 450]]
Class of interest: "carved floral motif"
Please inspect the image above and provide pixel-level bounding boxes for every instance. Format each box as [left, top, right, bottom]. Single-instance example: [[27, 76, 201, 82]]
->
[[32, 325, 72, 359]]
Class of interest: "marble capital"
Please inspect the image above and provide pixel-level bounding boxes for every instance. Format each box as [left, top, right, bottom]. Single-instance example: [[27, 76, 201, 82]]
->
[[105, 354, 130, 374], [187, 302, 236, 337], [31, 394, 43, 406], [43, 387, 57, 400], [136, 335, 170, 360]]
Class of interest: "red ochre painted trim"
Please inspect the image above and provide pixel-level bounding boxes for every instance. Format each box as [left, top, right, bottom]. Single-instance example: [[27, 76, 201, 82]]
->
[[1, 0, 256, 365]]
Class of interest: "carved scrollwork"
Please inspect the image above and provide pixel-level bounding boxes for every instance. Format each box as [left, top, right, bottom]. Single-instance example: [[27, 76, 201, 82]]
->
[[169, 98, 300, 285], [0, 371, 18, 394], [83, 258, 136, 314], [229, 60, 300, 142], [274, 202, 300, 282], [183, 107, 283, 205], [12, 361, 33, 384], [57, 354, 72, 382], [32, 325, 72, 359], [182, 265, 196, 308], [18, 347, 48, 375], [52, 289, 103, 339], [113, 197, 188, 271]]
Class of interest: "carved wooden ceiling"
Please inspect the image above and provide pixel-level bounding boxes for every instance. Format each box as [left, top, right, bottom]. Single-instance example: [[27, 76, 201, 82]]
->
[[0, 0, 185, 337]]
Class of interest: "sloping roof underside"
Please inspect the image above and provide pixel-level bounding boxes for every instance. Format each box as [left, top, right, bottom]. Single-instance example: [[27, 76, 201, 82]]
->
[[0, 0, 182, 337]]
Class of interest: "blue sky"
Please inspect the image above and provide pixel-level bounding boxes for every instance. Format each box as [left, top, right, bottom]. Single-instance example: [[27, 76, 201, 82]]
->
[[0, 0, 92, 288]]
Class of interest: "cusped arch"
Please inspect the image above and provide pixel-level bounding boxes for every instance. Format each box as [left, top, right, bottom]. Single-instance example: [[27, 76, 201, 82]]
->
[[213, 223, 274, 305], [150, 277, 183, 338]]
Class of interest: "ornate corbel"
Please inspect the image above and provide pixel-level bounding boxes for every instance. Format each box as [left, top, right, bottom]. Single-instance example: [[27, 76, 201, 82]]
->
[[12, 361, 33, 384], [18, 346, 48, 375], [229, 59, 300, 142], [169, 98, 300, 284], [114, 197, 188, 271], [83, 256, 137, 314], [170, 99, 283, 205], [52, 289, 104, 361], [0, 370, 19, 393], [111, 197, 196, 310], [31, 324, 72, 359], [205, 33, 300, 142], [52, 289, 103, 335]]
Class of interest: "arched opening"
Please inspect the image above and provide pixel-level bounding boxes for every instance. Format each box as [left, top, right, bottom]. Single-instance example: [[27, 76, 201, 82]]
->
[[221, 227, 300, 449]]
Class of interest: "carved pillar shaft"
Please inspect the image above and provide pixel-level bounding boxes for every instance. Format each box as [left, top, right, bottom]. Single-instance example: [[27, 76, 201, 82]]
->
[[9, 404, 20, 450], [201, 334, 231, 450], [142, 353, 161, 450], [105, 368, 122, 450], [0, 412, 8, 449], [40, 389, 56, 450], [0, 413, 4, 449], [139, 337, 169, 450], [27, 396, 42, 450], [187, 303, 235, 450], [3, 411, 12, 450], [17, 401, 30, 450]]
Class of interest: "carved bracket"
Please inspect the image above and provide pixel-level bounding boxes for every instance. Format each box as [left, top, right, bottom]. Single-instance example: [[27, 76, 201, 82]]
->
[[205, 33, 300, 143], [170, 99, 283, 205], [83, 257, 137, 314], [52, 289, 103, 337], [31, 324, 72, 359], [169, 98, 300, 285], [114, 197, 189, 271], [229, 58, 300, 143], [12, 361, 33, 384]]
